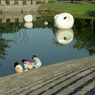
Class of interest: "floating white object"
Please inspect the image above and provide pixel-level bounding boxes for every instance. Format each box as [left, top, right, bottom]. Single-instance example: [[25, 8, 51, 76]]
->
[[24, 15, 33, 22], [55, 29, 74, 44], [54, 13, 74, 29], [44, 21, 48, 25], [24, 22, 33, 28]]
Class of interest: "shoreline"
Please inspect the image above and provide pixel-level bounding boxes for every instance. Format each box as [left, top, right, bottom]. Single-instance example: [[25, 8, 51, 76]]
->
[[0, 56, 95, 94], [0, 56, 95, 78]]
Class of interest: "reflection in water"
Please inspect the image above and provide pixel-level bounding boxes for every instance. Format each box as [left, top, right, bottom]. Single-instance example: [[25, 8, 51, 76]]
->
[[24, 22, 33, 28], [54, 29, 74, 44], [0, 35, 11, 60], [0, 63, 2, 67], [13, 29, 28, 43], [13, 22, 28, 43]]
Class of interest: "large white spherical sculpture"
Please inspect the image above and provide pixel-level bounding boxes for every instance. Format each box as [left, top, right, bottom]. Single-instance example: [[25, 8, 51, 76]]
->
[[54, 13, 74, 29], [24, 22, 33, 28], [55, 29, 74, 44], [24, 15, 33, 22]]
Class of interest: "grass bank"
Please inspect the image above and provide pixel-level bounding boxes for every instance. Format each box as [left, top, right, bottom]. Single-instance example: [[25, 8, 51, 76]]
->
[[39, 3, 95, 19]]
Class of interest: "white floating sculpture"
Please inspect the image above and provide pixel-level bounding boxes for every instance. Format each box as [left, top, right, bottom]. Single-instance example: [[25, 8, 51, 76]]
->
[[24, 22, 33, 28], [55, 29, 74, 44], [24, 15, 33, 22], [44, 21, 48, 25], [54, 13, 74, 29]]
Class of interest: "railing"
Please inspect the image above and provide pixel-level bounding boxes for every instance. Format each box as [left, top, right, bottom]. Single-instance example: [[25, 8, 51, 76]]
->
[[0, 0, 48, 13], [0, 0, 45, 5]]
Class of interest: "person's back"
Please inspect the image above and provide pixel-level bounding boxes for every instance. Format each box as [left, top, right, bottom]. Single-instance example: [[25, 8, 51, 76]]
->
[[32, 55, 42, 68], [34, 57, 42, 66], [22, 59, 33, 71], [14, 62, 23, 73]]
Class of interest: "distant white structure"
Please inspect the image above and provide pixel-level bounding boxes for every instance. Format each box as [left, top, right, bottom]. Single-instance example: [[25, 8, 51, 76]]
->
[[24, 15, 33, 22], [55, 29, 74, 44], [54, 13, 74, 29], [24, 22, 33, 28]]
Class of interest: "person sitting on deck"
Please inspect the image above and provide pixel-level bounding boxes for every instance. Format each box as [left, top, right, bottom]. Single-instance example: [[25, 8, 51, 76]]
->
[[14, 62, 24, 73], [22, 59, 33, 71], [32, 55, 42, 69]]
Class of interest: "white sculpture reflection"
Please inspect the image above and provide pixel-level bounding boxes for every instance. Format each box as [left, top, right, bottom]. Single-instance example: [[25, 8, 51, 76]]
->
[[55, 29, 74, 44], [54, 13, 74, 29], [24, 22, 33, 28], [24, 15, 33, 22]]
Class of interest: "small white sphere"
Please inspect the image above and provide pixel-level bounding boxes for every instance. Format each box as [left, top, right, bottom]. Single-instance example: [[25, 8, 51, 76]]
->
[[24, 22, 33, 28], [54, 13, 74, 29], [44, 21, 48, 25], [55, 29, 74, 44], [24, 15, 33, 22]]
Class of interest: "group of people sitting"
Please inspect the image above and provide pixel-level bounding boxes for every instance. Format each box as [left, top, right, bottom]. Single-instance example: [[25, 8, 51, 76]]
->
[[14, 55, 42, 73]]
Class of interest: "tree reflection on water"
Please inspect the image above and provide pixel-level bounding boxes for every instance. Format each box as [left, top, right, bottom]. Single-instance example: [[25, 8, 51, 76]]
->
[[0, 16, 95, 62], [0, 34, 11, 60], [73, 18, 95, 55]]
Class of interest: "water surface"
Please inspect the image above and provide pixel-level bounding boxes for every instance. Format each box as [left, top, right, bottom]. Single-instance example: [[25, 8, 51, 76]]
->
[[0, 13, 95, 77]]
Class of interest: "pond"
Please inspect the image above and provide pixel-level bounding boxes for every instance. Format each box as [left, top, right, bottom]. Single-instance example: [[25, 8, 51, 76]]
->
[[0, 12, 95, 77]]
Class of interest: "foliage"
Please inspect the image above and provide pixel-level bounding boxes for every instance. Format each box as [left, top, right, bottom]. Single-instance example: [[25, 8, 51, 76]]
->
[[73, 18, 95, 55], [0, 22, 24, 33], [0, 10, 2, 14], [0, 23, 14, 33], [36, 1, 44, 4], [48, 0, 54, 3], [39, 3, 95, 16], [0, 37, 12, 60], [23, 0, 26, 5], [5, 0, 9, 3], [33, 15, 54, 29]]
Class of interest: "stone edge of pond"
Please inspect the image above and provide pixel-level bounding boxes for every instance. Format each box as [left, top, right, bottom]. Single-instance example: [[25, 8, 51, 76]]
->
[[0, 55, 95, 79]]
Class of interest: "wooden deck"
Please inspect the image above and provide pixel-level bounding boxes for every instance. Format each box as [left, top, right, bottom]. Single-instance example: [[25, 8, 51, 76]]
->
[[0, 56, 95, 95]]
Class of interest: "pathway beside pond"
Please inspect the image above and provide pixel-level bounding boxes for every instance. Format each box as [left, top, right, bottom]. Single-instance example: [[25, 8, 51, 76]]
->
[[0, 56, 95, 95]]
